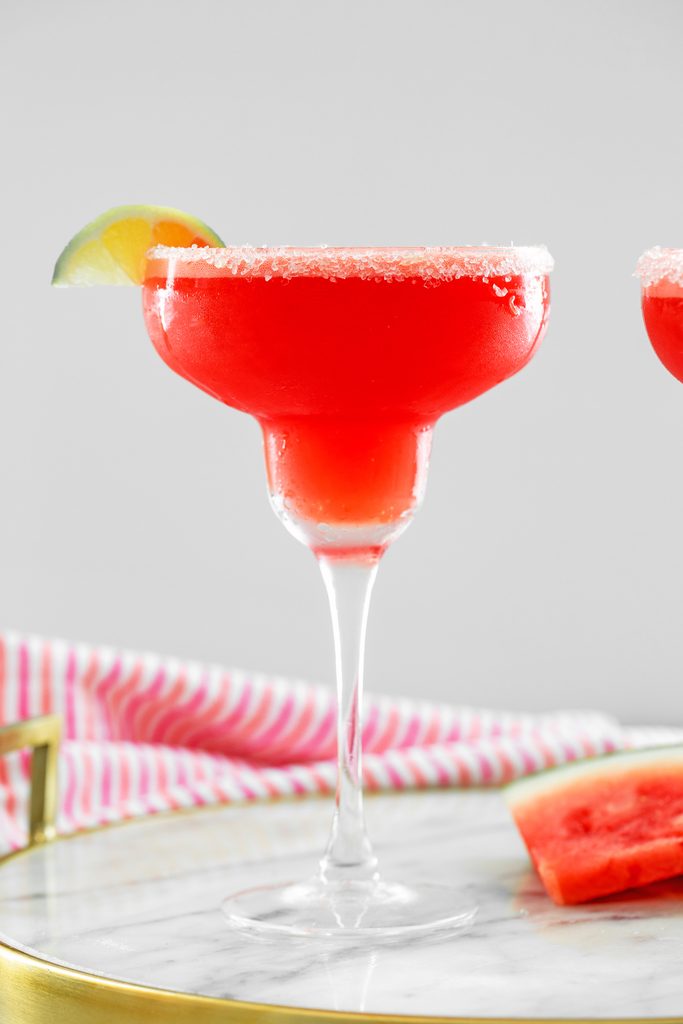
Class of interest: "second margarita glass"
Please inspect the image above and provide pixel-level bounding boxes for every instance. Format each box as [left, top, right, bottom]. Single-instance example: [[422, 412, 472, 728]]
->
[[143, 245, 553, 937], [637, 247, 683, 382]]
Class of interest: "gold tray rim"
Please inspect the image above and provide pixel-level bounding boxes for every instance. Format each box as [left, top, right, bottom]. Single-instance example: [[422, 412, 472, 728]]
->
[[3, 936, 683, 1024]]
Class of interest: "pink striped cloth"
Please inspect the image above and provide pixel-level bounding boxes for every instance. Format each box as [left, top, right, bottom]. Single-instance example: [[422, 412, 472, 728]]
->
[[0, 630, 679, 854]]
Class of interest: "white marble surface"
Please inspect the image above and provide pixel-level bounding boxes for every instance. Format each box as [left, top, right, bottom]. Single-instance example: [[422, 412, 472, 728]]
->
[[1, 790, 683, 1018]]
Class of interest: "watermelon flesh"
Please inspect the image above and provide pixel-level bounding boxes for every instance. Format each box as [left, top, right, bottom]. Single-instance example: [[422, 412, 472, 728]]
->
[[506, 747, 683, 905]]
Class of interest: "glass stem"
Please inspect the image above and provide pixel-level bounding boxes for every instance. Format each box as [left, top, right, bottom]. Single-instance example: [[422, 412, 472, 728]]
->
[[317, 554, 380, 884]]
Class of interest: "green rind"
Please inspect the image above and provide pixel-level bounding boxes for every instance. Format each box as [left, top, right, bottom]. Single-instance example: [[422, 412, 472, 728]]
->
[[51, 205, 225, 287], [505, 744, 683, 809]]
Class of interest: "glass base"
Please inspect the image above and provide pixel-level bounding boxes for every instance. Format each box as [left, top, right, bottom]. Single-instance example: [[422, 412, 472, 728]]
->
[[222, 875, 477, 939]]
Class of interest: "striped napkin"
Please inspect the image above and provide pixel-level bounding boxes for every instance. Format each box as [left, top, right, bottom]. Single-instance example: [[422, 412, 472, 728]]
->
[[0, 631, 679, 854]]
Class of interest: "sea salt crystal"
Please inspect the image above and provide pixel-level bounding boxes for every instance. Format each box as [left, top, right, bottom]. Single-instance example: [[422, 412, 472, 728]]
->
[[635, 247, 683, 288], [147, 245, 554, 284]]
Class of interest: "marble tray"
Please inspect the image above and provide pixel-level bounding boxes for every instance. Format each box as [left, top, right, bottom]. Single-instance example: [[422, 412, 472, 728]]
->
[[1, 788, 682, 1023]]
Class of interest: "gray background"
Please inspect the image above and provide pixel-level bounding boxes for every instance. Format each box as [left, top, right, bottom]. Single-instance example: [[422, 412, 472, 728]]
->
[[2, 0, 682, 723]]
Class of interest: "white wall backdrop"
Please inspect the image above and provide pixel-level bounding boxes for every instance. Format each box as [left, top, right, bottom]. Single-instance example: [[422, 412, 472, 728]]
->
[[2, 0, 683, 723]]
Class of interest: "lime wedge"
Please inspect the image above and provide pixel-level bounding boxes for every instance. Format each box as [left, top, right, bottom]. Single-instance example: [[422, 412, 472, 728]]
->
[[52, 205, 224, 286]]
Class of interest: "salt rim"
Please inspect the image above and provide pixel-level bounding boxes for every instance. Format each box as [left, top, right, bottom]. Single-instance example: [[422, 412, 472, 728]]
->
[[635, 247, 683, 288], [146, 245, 553, 282]]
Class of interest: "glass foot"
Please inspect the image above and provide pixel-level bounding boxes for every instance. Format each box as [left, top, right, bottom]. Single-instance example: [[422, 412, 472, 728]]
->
[[222, 875, 477, 938]]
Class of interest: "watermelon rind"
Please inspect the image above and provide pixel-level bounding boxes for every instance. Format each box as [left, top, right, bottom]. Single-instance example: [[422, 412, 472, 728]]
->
[[505, 744, 683, 809]]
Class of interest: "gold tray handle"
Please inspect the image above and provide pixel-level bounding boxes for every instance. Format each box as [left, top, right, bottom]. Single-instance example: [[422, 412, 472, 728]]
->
[[0, 716, 62, 846]]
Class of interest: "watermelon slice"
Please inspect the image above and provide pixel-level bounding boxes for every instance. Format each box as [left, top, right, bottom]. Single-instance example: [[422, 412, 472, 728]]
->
[[506, 746, 683, 905]]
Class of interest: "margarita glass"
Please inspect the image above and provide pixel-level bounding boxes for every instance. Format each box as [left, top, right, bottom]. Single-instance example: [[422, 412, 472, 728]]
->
[[143, 245, 552, 937], [637, 248, 683, 382]]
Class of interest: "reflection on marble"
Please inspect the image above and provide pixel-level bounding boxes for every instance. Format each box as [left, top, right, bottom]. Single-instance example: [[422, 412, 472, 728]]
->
[[1, 789, 683, 1018]]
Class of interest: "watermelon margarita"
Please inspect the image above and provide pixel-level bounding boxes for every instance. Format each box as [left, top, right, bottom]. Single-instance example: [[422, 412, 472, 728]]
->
[[142, 244, 553, 937], [637, 247, 683, 382], [144, 247, 551, 558]]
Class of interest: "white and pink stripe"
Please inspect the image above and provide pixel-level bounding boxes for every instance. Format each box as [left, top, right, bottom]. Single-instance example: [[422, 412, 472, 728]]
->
[[0, 630, 679, 854]]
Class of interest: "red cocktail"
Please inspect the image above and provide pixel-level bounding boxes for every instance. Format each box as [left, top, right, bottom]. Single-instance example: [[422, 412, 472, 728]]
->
[[637, 248, 683, 383], [143, 245, 552, 937], [144, 248, 550, 557]]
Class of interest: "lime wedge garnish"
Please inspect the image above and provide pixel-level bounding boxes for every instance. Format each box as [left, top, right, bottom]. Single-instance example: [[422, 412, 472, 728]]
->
[[52, 205, 224, 286]]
